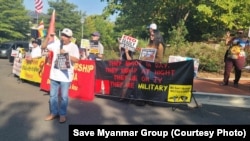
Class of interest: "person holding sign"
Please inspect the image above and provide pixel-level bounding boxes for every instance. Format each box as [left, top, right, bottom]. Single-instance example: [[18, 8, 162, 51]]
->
[[88, 31, 104, 60], [147, 30, 165, 63], [118, 37, 134, 60], [42, 28, 80, 123]]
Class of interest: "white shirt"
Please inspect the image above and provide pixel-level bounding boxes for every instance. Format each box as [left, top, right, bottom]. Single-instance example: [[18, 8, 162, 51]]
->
[[47, 40, 80, 82], [31, 46, 42, 58]]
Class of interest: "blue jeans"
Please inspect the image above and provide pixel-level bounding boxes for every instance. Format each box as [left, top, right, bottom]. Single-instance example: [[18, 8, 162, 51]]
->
[[49, 79, 71, 116]]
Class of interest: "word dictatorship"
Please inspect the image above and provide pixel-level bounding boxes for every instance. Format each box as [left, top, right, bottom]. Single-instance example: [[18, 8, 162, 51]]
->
[[72, 128, 246, 139]]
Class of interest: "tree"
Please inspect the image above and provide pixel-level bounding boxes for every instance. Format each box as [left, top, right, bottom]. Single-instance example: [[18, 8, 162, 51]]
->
[[193, 0, 250, 41], [46, 0, 116, 49], [102, 0, 195, 41], [0, 0, 30, 42], [168, 20, 188, 48], [102, 0, 250, 42], [46, 0, 85, 43]]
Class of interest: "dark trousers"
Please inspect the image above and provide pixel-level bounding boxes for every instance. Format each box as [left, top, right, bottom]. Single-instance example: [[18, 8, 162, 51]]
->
[[223, 57, 245, 84]]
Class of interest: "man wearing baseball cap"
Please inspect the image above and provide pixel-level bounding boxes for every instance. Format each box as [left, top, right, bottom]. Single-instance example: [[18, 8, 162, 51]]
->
[[43, 28, 80, 123]]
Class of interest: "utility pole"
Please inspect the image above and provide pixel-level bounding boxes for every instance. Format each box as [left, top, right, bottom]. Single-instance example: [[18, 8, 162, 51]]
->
[[80, 18, 85, 38]]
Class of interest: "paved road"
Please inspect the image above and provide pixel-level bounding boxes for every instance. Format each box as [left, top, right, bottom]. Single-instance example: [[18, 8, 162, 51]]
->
[[0, 59, 250, 141]]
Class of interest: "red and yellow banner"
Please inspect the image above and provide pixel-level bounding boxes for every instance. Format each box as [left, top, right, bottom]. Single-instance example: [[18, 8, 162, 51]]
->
[[19, 57, 45, 83], [40, 64, 51, 91], [40, 60, 96, 101], [69, 60, 95, 101]]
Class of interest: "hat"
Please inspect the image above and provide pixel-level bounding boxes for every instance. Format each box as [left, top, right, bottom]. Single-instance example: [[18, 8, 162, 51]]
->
[[61, 28, 73, 37], [147, 23, 157, 30], [91, 31, 100, 37]]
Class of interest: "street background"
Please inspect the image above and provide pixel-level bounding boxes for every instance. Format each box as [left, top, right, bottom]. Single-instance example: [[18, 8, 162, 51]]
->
[[0, 59, 250, 141]]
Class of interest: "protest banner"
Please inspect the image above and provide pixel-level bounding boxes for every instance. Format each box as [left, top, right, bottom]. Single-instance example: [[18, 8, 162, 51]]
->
[[19, 57, 45, 83]]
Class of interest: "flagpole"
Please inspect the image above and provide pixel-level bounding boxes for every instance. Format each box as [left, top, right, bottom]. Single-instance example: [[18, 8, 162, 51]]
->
[[35, 0, 43, 27], [37, 13, 39, 26]]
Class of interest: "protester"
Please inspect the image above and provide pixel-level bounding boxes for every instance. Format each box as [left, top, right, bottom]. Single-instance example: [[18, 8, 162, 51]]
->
[[88, 31, 104, 60], [135, 24, 166, 106], [221, 29, 249, 87], [26, 39, 42, 60], [42, 28, 80, 123], [115, 37, 135, 101], [118, 37, 134, 60], [147, 29, 165, 63]]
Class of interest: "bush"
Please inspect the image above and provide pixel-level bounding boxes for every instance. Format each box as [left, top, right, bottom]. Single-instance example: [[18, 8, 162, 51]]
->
[[104, 38, 228, 73]]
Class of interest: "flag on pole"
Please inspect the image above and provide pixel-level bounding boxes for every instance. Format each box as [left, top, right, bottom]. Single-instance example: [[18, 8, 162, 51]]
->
[[37, 19, 46, 38], [38, 29, 47, 38], [46, 10, 56, 43], [37, 20, 44, 29], [35, 0, 43, 13]]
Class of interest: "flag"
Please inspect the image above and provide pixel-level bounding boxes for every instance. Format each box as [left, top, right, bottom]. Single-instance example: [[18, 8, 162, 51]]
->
[[35, 0, 43, 13], [36, 19, 45, 38], [37, 20, 44, 29], [38, 29, 47, 38], [46, 10, 56, 43]]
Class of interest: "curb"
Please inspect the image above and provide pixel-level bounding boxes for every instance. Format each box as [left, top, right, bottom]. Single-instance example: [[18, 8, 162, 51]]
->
[[192, 92, 250, 108]]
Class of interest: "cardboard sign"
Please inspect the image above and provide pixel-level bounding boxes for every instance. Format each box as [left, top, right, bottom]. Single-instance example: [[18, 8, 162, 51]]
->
[[120, 35, 138, 52], [139, 48, 157, 62], [89, 40, 99, 54], [80, 39, 90, 49], [168, 55, 199, 77]]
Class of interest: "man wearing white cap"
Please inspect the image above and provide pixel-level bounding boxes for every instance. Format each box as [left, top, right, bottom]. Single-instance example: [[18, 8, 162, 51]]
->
[[43, 28, 80, 123]]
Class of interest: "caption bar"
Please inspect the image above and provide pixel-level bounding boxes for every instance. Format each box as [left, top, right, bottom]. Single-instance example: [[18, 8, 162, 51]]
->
[[69, 125, 249, 140]]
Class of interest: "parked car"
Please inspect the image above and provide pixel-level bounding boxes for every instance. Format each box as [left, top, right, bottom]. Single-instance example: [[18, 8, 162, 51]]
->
[[0, 41, 30, 63], [0, 43, 8, 58]]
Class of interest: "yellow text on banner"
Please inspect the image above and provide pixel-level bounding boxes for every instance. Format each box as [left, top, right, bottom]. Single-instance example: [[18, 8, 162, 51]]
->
[[19, 57, 46, 83]]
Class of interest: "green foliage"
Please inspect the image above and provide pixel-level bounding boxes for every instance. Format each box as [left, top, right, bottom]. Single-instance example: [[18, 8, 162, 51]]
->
[[103, 0, 250, 43], [0, 0, 30, 42], [46, 0, 116, 50], [0, 0, 248, 75], [104, 41, 228, 74], [83, 15, 116, 50], [168, 20, 188, 48], [47, 0, 84, 42], [164, 42, 226, 72]]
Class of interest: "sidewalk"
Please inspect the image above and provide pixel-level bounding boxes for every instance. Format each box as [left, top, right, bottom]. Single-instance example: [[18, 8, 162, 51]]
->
[[192, 77, 250, 108], [193, 77, 250, 96]]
